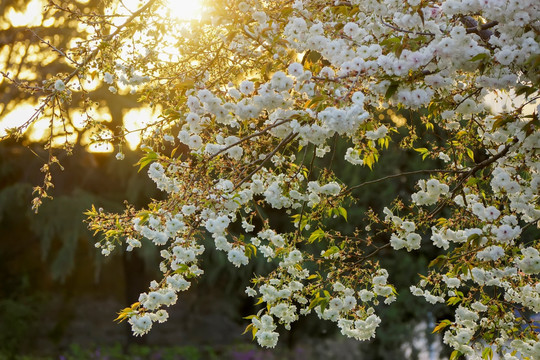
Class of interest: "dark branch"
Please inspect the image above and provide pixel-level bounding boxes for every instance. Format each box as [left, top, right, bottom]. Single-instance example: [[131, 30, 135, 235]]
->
[[342, 169, 464, 196], [460, 16, 498, 42]]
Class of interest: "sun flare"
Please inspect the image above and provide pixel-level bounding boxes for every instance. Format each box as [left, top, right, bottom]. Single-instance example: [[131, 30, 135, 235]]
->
[[122, 0, 203, 21], [164, 0, 203, 21]]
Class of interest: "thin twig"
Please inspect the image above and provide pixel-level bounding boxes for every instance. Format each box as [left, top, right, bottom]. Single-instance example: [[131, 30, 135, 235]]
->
[[522, 217, 540, 231], [27, 29, 79, 65], [62, 0, 159, 85], [233, 132, 298, 191], [357, 243, 390, 263], [428, 140, 516, 218], [381, 18, 435, 37], [207, 118, 293, 161], [342, 169, 464, 196], [294, 144, 317, 242]]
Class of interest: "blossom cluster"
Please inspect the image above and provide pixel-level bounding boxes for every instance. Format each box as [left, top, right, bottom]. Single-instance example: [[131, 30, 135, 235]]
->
[[70, 0, 540, 357]]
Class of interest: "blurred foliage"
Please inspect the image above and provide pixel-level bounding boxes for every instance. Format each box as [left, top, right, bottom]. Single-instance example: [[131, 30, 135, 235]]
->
[[62, 343, 207, 360], [0, 141, 157, 357], [0, 275, 42, 357]]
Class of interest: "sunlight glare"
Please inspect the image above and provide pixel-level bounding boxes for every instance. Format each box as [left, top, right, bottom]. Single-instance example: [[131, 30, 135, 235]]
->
[[5, 0, 43, 27], [484, 91, 539, 116], [121, 0, 202, 21], [0, 103, 37, 137], [123, 107, 163, 150], [88, 142, 114, 153], [165, 0, 203, 21]]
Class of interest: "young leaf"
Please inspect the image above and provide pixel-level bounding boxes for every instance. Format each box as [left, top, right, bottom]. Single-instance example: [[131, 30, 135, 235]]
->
[[432, 319, 452, 333]]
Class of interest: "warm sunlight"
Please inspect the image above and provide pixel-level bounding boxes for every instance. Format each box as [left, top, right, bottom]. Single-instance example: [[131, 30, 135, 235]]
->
[[4, 0, 43, 28], [123, 107, 164, 150], [165, 0, 203, 21], [1, 0, 203, 153], [0, 103, 37, 138], [122, 0, 203, 21]]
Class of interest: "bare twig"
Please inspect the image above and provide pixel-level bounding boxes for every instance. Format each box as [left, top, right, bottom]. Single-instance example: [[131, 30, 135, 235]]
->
[[522, 217, 540, 232], [27, 29, 79, 65], [342, 169, 464, 196], [208, 118, 293, 161], [62, 0, 159, 85], [428, 139, 516, 218], [233, 132, 298, 190], [381, 18, 435, 37], [357, 243, 390, 263]]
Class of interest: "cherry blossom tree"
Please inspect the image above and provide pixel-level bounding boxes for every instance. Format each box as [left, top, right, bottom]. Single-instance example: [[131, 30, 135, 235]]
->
[[2, 0, 539, 358]]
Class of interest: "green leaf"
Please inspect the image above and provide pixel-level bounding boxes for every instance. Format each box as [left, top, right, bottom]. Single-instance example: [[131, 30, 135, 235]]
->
[[466, 148, 475, 162], [252, 326, 258, 340], [83, 204, 98, 217], [305, 95, 326, 109], [254, 297, 264, 305], [492, 115, 514, 130], [515, 85, 537, 98], [447, 296, 462, 306], [450, 350, 463, 360], [320, 298, 330, 311], [173, 264, 189, 274], [242, 323, 253, 335], [364, 153, 374, 170], [467, 233, 481, 247], [138, 211, 150, 225], [248, 243, 257, 257], [524, 53, 540, 68], [322, 246, 340, 258], [381, 37, 402, 46], [308, 296, 324, 310], [481, 347, 493, 360], [414, 147, 431, 160], [523, 112, 539, 136], [385, 81, 399, 99], [428, 255, 447, 269], [466, 177, 480, 186], [469, 53, 489, 62], [281, 7, 293, 16], [308, 229, 325, 243], [338, 207, 347, 221], [303, 50, 323, 65], [134, 151, 158, 172], [114, 306, 136, 323], [436, 217, 447, 227], [432, 319, 452, 333]]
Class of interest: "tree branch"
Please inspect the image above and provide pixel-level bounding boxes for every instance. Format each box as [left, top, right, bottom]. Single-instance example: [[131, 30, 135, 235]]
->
[[380, 18, 435, 37], [62, 0, 159, 85], [207, 118, 293, 161], [460, 16, 498, 42], [342, 169, 463, 196], [428, 139, 516, 218], [233, 132, 298, 191]]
